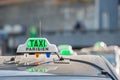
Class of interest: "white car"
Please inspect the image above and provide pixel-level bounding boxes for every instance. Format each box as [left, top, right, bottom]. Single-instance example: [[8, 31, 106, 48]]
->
[[0, 55, 119, 80], [0, 38, 119, 80]]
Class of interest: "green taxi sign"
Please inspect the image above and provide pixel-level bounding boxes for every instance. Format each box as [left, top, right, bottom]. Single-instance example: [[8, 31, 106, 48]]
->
[[27, 38, 48, 48], [59, 45, 69, 49], [94, 41, 107, 48], [17, 38, 58, 53], [60, 50, 72, 55], [58, 45, 72, 50], [95, 42, 101, 47], [29, 26, 37, 38]]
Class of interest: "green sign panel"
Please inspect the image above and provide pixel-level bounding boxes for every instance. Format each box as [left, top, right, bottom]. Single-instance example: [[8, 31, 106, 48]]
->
[[26, 67, 48, 72], [60, 50, 71, 55], [27, 38, 48, 48]]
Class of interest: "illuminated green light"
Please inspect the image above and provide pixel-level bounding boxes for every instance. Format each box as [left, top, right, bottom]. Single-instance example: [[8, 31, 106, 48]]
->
[[95, 42, 101, 47], [60, 50, 71, 55], [30, 26, 37, 34], [29, 26, 37, 38], [27, 38, 48, 48], [26, 68, 48, 72]]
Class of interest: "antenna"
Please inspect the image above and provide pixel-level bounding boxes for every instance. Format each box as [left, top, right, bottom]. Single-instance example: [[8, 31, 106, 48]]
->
[[39, 21, 42, 37]]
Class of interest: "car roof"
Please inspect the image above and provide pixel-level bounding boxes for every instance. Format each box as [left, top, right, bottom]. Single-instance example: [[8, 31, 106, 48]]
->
[[62, 55, 110, 71], [0, 55, 116, 77]]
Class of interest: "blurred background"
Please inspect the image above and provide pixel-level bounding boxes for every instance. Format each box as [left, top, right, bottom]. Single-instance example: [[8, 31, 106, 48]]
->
[[0, 0, 120, 55]]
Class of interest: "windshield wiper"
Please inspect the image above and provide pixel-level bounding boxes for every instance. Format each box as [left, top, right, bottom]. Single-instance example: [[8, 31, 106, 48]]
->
[[63, 58, 117, 80]]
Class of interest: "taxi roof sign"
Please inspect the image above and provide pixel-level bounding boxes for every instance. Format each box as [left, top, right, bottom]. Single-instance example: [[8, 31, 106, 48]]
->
[[58, 45, 72, 50], [60, 49, 72, 55], [27, 38, 48, 48], [17, 38, 58, 53]]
